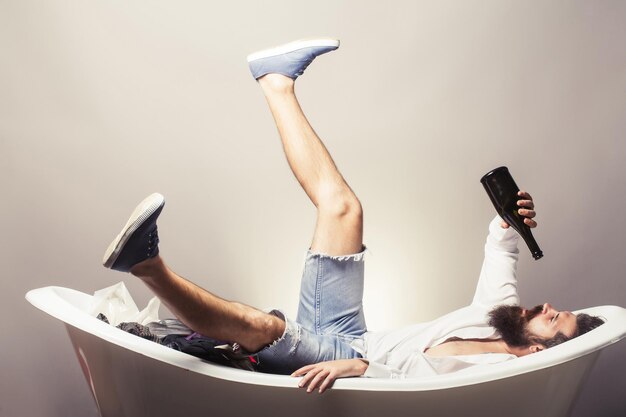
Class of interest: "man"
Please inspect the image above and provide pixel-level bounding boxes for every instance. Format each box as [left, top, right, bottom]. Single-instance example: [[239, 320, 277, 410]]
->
[[102, 39, 603, 394]]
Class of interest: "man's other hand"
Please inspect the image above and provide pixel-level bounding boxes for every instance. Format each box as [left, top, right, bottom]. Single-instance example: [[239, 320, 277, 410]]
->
[[291, 358, 368, 394]]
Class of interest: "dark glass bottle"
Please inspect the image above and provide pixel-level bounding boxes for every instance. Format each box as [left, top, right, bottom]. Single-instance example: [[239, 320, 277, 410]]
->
[[480, 166, 543, 260]]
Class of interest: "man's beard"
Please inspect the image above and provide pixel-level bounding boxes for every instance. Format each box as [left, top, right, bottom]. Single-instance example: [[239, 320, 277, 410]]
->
[[488, 304, 543, 347]]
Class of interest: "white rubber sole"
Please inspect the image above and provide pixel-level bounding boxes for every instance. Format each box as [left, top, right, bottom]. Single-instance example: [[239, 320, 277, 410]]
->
[[102, 193, 165, 269], [246, 38, 340, 62]]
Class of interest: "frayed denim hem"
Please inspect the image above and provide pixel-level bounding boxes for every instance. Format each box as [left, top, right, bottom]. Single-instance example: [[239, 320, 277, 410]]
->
[[261, 309, 301, 355], [306, 245, 368, 262], [254, 310, 304, 374]]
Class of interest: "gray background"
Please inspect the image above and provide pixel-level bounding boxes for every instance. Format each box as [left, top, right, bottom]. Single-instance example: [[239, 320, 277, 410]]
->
[[1, 0, 625, 416]]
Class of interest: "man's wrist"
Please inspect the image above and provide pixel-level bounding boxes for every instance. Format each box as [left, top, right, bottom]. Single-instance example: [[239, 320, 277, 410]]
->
[[356, 358, 369, 375]]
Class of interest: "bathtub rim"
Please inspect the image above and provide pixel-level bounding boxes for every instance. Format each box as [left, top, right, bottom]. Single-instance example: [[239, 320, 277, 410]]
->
[[26, 285, 626, 392]]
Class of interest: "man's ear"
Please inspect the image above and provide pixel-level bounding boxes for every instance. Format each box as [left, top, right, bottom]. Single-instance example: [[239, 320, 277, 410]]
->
[[509, 343, 544, 357]]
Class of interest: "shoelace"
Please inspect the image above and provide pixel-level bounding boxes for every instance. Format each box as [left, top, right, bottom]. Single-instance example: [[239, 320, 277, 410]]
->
[[147, 229, 160, 257]]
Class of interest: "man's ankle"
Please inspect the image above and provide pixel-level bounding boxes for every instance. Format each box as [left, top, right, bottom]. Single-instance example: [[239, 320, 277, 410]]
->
[[130, 255, 162, 278], [258, 73, 295, 94]]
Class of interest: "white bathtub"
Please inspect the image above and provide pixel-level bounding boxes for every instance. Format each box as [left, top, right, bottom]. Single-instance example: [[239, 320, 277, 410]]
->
[[26, 286, 625, 417]]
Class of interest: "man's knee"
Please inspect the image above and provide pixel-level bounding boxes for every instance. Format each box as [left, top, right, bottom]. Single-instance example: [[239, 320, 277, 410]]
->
[[246, 310, 285, 345], [317, 185, 363, 222]]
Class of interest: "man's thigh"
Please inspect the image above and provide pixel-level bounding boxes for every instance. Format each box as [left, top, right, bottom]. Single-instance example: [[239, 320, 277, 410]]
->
[[295, 248, 368, 337], [256, 311, 362, 375]]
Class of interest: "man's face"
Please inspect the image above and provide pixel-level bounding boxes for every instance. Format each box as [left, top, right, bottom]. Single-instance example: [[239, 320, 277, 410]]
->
[[524, 303, 578, 340], [488, 303, 578, 348]]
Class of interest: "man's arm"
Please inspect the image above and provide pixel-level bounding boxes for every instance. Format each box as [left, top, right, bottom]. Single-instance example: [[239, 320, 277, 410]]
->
[[471, 191, 537, 308]]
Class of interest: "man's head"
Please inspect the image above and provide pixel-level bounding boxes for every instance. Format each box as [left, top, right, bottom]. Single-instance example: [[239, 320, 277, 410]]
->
[[488, 303, 605, 355]]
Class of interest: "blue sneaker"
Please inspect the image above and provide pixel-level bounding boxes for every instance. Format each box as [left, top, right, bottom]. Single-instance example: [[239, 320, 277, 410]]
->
[[247, 38, 340, 80], [103, 193, 165, 272]]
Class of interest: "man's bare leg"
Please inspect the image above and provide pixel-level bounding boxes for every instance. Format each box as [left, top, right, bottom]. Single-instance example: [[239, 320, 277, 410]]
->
[[102, 194, 284, 353], [103, 40, 356, 355], [128, 256, 285, 352], [258, 74, 363, 255]]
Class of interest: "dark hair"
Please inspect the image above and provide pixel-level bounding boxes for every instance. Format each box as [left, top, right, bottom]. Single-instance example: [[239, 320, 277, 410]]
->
[[533, 313, 605, 348]]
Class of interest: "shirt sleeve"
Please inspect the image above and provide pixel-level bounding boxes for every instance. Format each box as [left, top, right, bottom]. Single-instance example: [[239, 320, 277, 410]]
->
[[361, 360, 405, 379], [471, 215, 520, 308]]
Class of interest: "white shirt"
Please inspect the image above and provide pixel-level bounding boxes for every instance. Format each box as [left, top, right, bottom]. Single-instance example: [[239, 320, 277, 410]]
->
[[352, 216, 521, 378]]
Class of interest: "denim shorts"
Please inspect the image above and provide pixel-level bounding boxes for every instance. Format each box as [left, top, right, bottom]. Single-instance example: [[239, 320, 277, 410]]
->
[[256, 248, 368, 374]]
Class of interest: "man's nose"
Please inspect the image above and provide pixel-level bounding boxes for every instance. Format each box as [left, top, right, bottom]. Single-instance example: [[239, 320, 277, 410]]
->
[[543, 303, 555, 314]]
